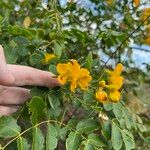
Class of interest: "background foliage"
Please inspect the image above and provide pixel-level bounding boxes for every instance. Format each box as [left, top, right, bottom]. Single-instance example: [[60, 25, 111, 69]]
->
[[0, 0, 150, 149]]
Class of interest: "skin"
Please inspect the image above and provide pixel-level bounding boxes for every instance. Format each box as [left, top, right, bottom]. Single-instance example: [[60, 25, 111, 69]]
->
[[0, 45, 60, 116]]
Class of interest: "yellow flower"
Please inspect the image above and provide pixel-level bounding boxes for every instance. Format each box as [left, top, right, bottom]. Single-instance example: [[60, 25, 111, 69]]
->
[[109, 90, 121, 102], [42, 53, 56, 64], [133, 0, 140, 7], [141, 8, 150, 25], [96, 63, 124, 103], [109, 75, 124, 89], [70, 68, 92, 92], [56, 59, 92, 92], [95, 90, 108, 103]]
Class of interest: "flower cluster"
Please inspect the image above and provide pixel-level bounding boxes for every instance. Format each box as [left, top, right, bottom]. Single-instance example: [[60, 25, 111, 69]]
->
[[95, 63, 124, 103], [56, 60, 92, 92]]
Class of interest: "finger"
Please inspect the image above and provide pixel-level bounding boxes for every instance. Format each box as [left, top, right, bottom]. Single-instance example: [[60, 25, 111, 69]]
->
[[0, 45, 7, 66], [7, 64, 60, 88], [0, 105, 19, 116], [0, 85, 30, 105], [0, 45, 15, 85]]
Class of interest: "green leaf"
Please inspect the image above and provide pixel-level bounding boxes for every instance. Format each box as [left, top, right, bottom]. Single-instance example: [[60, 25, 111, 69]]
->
[[46, 124, 58, 150], [49, 64, 57, 74], [88, 133, 106, 148], [84, 141, 94, 150], [48, 91, 61, 109], [0, 116, 21, 138], [54, 42, 63, 59], [111, 121, 123, 150], [32, 128, 44, 150], [4, 46, 18, 63], [102, 120, 111, 139], [66, 132, 81, 150], [13, 36, 29, 45], [85, 52, 93, 70], [122, 129, 135, 150], [17, 45, 29, 56], [30, 87, 48, 97], [29, 53, 43, 66], [123, 109, 133, 130], [112, 103, 123, 119], [83, 89, 95, 103], [103, 103, 113, 111], [76, 119, 99, 133], [29, 96, 45, 125], [17, 137, 30, 150]]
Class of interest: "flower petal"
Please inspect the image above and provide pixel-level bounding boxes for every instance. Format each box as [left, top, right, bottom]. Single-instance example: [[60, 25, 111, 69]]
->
[[109, 90, 121, 102]]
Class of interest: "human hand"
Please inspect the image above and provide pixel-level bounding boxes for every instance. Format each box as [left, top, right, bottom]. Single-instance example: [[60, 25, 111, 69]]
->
[[0, 45, 60, 115]]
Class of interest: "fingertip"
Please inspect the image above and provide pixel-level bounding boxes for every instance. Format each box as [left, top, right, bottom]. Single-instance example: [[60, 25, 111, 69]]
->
[[0, 106, 19, 116]]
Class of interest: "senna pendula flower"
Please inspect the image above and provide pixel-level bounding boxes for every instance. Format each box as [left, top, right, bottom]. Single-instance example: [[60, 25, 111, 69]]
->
[[95, 63, 124, 103], [105, 63, 124, 102], [56, 59, 92, 92], [95, 81, 108, 103]]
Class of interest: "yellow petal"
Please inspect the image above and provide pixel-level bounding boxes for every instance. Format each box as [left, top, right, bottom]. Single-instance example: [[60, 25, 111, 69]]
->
[[114, 63, 123, 75], [43, 53, 56, 64], [57, 63, 67, 74], [109, 75, 124, 89], [95, 90, 108, 103], [78, 68, 92, 90], [105, 84, 120, 91], [70, 80, 77, 92], [109, 90, 120, 102], [57, 75, 68, 85]]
